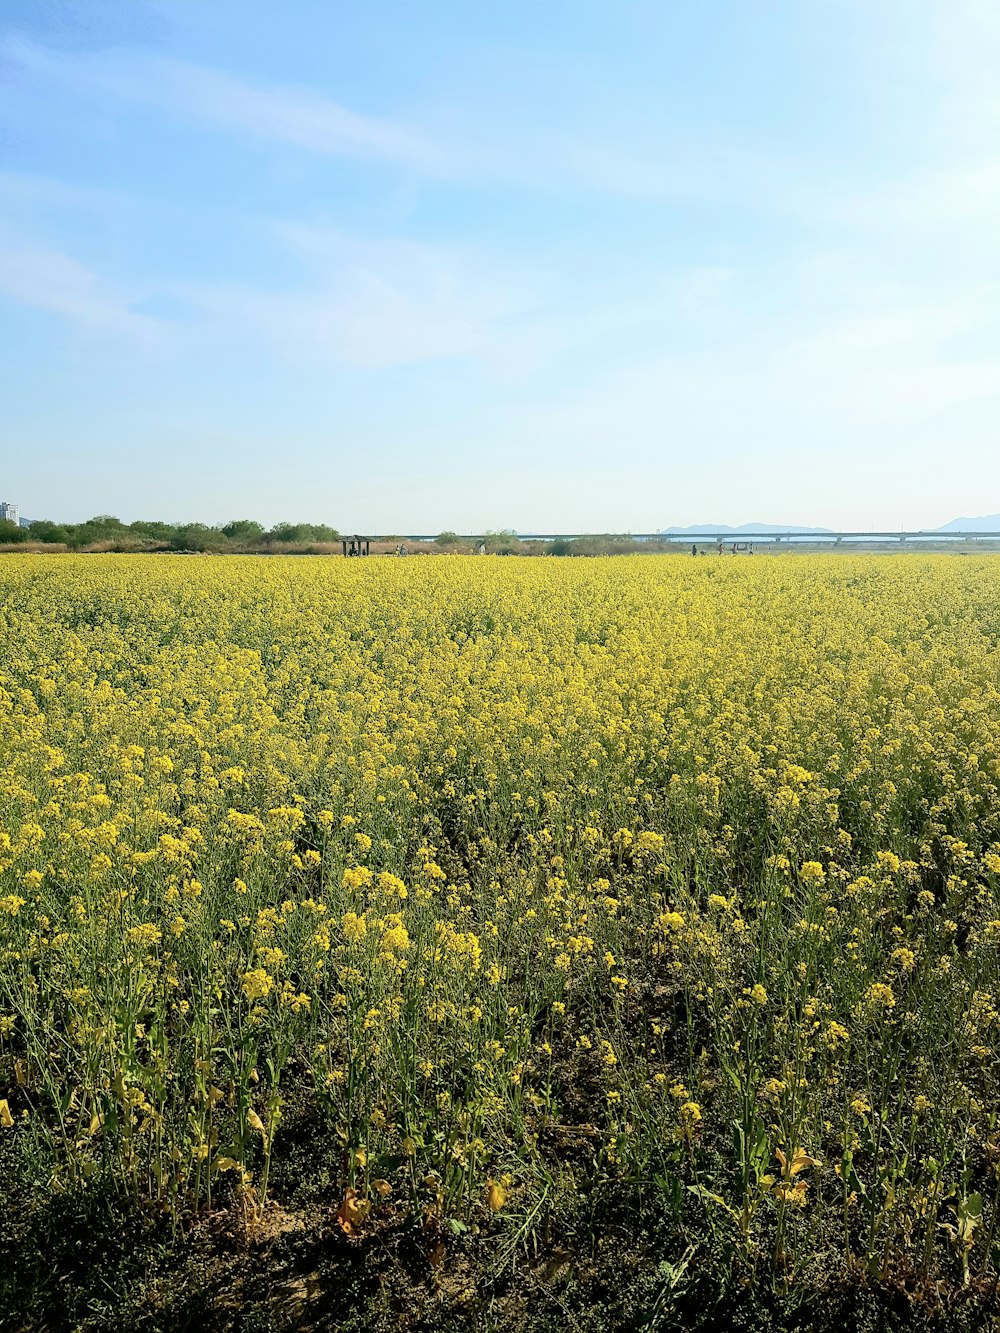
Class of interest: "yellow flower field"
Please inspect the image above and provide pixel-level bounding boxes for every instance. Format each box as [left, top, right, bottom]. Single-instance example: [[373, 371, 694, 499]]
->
[[1, 553, 1000, 1299]]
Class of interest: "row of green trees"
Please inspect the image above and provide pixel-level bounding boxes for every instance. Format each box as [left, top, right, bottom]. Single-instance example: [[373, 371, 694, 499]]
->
[[0, 515, 343, 551], [0, 516, 684, 557]]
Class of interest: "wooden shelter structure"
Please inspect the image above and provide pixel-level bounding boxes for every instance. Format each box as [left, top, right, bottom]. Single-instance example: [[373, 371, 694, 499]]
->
[[341, 535, 371, 557]]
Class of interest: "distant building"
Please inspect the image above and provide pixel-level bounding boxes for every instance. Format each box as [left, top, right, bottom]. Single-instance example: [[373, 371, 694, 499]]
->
[[0, 501, 19, 527]]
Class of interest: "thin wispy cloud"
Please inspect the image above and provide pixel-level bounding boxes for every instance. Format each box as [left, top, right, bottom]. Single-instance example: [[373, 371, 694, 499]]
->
[[2, 36, 441, 171], [0, 242, 157, 337], [155, 62, 440, 169], [0, 169, 139, 216], [177, 227, 540, 370], [822, 162, 1000, 237], [0, 33, 801, 204]]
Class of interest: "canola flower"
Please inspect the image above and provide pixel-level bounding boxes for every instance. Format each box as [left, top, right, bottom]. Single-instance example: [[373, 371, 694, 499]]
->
[[0, 552, 999, 1290]]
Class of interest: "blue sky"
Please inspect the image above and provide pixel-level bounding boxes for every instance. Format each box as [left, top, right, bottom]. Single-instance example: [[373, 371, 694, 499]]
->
[[1, 1, 999, 532]]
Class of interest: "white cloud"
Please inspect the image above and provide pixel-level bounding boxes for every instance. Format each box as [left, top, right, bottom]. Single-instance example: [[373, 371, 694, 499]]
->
[[177, 228, 536, 369], [822, 162, 1000, 237], [0, 170, 136, 215], [0, 34, 832, 206], [1, 36, 440, 171], [0, 242, 157, 336], [197, 229, 743, 374], [154, 61, 440, 169]]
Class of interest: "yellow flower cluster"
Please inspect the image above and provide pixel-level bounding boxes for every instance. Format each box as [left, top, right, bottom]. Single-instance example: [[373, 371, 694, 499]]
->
[[0, 552, 999, 1286]]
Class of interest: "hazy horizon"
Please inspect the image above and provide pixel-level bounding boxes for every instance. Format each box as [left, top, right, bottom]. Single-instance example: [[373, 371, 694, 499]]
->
[[11, 511, 1000, 537], [3, 1, 1000, 530]]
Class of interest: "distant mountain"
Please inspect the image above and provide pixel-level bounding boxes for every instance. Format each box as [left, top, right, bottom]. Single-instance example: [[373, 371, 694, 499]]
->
[[660, 522, 835, 534], [935, 515, 1000, 533]]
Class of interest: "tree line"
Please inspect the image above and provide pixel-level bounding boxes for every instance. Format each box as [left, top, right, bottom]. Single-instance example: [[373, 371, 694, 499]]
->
[[0, 516, 686, 556], [0, 515, 343, 551]]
